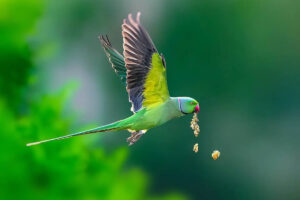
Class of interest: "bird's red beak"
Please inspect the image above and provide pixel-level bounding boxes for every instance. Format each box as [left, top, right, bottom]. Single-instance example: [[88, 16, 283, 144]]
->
[[194, 104, 200, 113]]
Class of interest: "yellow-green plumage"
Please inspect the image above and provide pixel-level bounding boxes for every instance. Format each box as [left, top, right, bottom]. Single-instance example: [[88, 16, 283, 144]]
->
[[143, 53, 169, 108]]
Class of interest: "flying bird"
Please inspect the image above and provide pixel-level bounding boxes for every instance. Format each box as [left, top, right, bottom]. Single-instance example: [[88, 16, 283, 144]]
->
[[27, 12, 199, 146]]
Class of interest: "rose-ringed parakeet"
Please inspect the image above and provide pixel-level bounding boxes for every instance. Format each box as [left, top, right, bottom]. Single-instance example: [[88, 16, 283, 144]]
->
[[27, 12, 199, 146]]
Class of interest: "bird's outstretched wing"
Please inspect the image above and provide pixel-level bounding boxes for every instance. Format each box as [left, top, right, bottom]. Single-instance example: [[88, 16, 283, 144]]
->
[[99, 35, 127, 85], [122, 12, 169, 112]]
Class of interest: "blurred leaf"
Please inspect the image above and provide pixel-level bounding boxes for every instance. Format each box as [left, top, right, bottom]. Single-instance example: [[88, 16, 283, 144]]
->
[[0, 0, 43, 110]]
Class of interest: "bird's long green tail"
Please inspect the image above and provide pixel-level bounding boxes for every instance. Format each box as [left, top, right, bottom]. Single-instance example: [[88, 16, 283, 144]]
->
[[26, 120, 128, 146]]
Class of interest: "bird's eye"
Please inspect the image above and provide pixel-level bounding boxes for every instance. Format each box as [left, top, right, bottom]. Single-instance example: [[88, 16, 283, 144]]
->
[[191, 102, 194, 105]]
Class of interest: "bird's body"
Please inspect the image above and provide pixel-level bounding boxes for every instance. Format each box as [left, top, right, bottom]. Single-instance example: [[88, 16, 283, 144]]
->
[[125, 97, 184, 130], [27, 12, 199, 147]]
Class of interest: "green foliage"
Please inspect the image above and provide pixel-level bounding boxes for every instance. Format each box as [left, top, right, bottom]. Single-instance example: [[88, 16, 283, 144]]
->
[[0, 0, 43, 109], [0, 92, 136, 199]]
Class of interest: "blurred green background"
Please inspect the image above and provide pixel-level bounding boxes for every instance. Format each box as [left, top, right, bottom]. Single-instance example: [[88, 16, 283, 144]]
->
[[1, 0, 299, 199]]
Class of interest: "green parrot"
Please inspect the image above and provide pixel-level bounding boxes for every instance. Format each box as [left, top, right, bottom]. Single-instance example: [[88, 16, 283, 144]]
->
[[27, 12, 199, 146]]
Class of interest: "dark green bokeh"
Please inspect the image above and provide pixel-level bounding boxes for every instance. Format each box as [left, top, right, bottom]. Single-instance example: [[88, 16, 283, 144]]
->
[[1, 0, 299, 199]]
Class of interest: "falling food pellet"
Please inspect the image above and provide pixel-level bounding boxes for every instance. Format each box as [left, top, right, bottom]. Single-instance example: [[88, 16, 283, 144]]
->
[[191, 113, 200, 137], [193, 143, 198, 153], [212, 150, 220, 160]]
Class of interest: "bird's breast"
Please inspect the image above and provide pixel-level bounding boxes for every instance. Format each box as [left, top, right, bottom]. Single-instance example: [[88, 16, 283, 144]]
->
[[130, 100, 183, 130]]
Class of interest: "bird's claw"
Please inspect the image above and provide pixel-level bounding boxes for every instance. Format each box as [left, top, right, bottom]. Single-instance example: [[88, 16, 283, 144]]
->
[[127, 130, 144, 146]]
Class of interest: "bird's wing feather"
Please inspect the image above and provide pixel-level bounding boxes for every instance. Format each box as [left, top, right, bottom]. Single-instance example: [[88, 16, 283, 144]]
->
[[122, 12, 169, 112], [99, 35, 127, 85]]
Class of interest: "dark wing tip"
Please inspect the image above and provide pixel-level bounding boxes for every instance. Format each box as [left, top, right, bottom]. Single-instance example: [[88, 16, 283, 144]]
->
[[123, 12, 141, 28], [99, 34, 112, 47]]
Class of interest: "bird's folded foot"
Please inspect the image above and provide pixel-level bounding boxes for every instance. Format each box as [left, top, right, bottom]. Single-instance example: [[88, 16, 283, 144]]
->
[[127, 130, 146, 146]]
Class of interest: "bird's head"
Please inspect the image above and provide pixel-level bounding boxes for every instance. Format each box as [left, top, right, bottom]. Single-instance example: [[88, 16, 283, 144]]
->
[[177, 97, 199, 114]]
